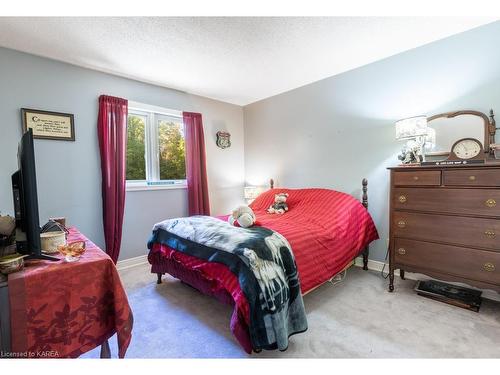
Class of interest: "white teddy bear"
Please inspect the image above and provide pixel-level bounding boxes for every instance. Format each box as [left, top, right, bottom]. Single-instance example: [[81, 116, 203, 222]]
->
[[267, 193, 289, 214], [228, 205, 256, 228]]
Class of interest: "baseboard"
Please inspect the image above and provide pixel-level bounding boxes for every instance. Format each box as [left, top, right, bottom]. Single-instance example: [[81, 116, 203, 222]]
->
[[354, 257, 500, 302], [354, 256, 397, 275], [116, 254, 148, 271]]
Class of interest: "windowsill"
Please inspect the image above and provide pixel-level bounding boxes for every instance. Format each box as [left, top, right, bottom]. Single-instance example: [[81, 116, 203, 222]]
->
[[126, 182, 187, 192]]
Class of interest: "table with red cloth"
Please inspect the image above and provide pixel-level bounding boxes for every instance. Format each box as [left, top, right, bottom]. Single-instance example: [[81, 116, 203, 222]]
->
[[7, 227, 133, 358]]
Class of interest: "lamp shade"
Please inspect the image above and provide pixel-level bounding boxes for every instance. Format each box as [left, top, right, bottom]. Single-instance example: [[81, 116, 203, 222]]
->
[[395, 116, 428, 140], [244, 186, 262, 200]]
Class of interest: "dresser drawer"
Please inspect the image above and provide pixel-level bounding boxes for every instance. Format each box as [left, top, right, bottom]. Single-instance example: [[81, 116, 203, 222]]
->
[[393, 170, 441, 186], [393, 212, 500, 251], [394, 238, 500, 285], [393, 188, 500, 217], [443, 169, 500, 187]]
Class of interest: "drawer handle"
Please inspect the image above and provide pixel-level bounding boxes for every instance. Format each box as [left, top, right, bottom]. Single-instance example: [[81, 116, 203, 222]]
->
[[413, 176, 419, 181], [398, 195, 407, 203], [485, 230, 496, 238], [485, 199, 497, 208], [469, 175, 476, 181], [397, 220, 406, 228], [483, 262, 495, 272], [397, 248, 406, 255]]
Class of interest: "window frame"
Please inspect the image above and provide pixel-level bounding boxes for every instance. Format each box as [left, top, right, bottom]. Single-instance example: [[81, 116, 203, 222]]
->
[[126, 101, 187, 191]]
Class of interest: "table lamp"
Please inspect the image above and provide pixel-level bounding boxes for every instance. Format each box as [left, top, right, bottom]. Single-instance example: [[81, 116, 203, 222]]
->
[[244, 186, 263, 204]]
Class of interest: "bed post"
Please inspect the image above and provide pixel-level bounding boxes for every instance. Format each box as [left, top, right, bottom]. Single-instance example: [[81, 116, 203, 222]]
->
[[157, 273, 163, 284], [270, 178, 274, 189], [361, 178, 369, 271]]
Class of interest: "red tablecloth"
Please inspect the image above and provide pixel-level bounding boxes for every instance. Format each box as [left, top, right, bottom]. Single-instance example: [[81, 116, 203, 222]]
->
[[8, 228, 133, 358]]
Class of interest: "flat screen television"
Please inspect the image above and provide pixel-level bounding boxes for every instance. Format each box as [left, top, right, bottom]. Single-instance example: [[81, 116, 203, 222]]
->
[[11, 129, 59, 261]]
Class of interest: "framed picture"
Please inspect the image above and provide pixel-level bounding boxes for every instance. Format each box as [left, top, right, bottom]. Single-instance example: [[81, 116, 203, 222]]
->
[[21, 108, 75, 141]]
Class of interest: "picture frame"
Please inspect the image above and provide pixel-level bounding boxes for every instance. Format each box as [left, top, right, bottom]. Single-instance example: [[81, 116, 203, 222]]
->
[[21, 108, 75, 141]]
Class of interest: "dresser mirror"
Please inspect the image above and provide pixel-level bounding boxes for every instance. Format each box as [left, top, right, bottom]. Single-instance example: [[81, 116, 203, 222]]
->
[[424, 110, 496, 162]]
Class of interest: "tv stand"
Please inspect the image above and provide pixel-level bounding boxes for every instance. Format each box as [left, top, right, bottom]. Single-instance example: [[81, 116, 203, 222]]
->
[[15, 241, 60, 261], [24, 253, 60, 262]]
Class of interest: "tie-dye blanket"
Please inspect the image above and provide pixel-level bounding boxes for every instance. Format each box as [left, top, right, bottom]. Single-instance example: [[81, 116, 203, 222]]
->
[[148, 215, 308, 351]]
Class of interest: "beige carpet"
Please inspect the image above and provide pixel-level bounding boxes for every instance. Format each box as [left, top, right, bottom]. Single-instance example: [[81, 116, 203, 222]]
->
[[82, 263, 500, 358]]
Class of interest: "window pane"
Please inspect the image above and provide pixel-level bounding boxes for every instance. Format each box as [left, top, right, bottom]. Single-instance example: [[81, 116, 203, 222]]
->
[[126, 114, 146, 180], [158, 118, 186, 180]]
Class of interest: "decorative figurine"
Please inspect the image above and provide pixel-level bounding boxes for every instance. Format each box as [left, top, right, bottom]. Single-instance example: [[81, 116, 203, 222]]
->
[[398, 140, 423, 164]]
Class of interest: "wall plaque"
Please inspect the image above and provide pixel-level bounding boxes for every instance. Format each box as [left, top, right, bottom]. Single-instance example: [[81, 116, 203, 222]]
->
[[21, 108, 75, 141]]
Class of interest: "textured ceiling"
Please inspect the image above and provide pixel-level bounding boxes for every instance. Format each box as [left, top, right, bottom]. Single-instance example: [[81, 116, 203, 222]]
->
[[0, 17, 496, 105]]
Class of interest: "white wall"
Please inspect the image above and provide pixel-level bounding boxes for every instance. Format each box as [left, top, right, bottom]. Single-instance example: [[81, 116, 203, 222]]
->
[[0, 47, 245, 261], [243, 22, 500, 261]]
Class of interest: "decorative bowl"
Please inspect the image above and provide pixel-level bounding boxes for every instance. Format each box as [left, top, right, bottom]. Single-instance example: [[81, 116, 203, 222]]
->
[[40, 231, 66, 254], [57, 240, 86, 262], [0, 254, 26, 274]]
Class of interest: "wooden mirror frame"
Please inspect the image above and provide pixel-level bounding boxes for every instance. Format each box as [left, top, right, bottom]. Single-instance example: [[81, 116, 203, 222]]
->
[[427, 109, 496, 155]]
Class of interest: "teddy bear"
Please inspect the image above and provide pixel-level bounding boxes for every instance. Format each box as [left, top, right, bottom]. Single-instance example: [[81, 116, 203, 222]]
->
[[228, 205, 256, 228], [0, 215, 15, 236], [267, 192, 289, 214]]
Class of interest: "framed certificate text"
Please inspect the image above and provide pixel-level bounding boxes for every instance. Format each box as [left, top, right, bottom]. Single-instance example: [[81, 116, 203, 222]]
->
[[21, 108, 75, 141]]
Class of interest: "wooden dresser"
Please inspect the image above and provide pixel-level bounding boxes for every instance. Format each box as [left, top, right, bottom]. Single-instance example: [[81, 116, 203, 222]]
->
[[388, 163, 500, 293]]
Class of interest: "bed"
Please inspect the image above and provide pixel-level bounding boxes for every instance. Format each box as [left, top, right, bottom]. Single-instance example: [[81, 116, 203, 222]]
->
[[147, 179, 379, 353]]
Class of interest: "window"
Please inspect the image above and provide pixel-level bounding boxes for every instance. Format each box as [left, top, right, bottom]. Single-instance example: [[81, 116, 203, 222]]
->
[[126, 113, 147, 181], [126, 102, 186, 190]]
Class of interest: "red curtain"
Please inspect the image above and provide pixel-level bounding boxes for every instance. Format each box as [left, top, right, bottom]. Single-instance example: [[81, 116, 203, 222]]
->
[[97, 95, 128, 263], [183, 112, 210, 216]]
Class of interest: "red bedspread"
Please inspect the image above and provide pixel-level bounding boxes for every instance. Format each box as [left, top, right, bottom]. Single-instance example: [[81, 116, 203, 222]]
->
[[148, 188, 378, 353]]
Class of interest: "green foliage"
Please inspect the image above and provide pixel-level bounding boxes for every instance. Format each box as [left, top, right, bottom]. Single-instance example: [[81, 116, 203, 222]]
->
[[158, 121, 186, 180], [125, 115, 186, 181], [126, 115, 146, 180]]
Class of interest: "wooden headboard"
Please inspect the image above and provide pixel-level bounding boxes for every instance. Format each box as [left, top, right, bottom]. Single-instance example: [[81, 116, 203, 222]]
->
[[269, 178, 369, 209]]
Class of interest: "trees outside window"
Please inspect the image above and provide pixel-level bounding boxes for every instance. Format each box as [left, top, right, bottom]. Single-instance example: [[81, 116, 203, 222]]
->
[[158, 118, 186, 180], [126, 114, 146, 181], [126, 107, 186, 188]]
